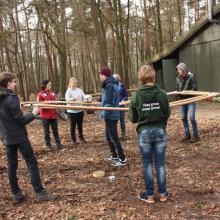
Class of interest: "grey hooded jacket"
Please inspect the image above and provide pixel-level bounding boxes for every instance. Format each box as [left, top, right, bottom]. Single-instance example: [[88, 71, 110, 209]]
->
[[176, 63, 197, 99]]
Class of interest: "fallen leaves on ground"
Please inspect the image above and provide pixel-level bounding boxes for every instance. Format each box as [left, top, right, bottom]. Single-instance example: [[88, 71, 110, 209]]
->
[[0, 102, 220, 219]]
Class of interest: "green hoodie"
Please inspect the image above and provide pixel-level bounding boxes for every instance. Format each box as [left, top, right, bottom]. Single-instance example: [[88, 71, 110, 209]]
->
[[214, 96, 220, 103], [129, 84, 171, 133]]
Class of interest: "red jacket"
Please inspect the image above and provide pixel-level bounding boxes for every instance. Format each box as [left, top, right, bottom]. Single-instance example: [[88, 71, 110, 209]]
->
[[37, 90, 57, 119]]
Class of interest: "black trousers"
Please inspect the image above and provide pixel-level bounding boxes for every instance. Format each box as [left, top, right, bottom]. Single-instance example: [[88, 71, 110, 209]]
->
[[105, 119, 125, 161], [42, 119, 60, 145], [6, 139, 44, 195], [68, 111, 84, 141]]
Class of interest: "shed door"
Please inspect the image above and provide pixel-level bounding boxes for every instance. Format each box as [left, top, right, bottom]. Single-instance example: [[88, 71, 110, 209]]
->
[[211, 40, 220, 92], [162, 59, 178, 92], [195, 42, 213, 91]]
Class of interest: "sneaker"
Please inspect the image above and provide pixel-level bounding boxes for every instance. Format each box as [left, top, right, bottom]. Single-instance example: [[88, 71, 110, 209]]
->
[[45, 144, 53, 151], [138, 192, 155, 203], [36, 190, 58, 202], [80, 138, 87, 144], [121, 134, 126, 140], [159, 192, 170, 202], [111, 158, 126, 166], [181, 135, 191, 142], [56, 143, 64, 149], [13, 192, 26, 204], [106, 155, 119, 162], [190, 137, 200, 143]]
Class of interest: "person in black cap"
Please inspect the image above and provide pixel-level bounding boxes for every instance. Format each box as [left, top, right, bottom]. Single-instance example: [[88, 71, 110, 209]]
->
[[99, 66, 126, 166], [37, 80, 63, 150]]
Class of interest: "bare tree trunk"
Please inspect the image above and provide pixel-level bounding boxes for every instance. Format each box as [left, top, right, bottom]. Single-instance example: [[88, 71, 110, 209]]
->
[[156, 0, 163, 52], [176, 0, 182, 36], [12, 8, 28, 100], [34, 20, 41, 91], [0, 15, 13, 72], [112, 0, 123, 80], [22, 1, 37, 92], [118, 0, 130, 87], [143, 0, 151, 58], [90, 0, 108, 66], [53, 51, 59, 94], [58, 0, 67, 96]]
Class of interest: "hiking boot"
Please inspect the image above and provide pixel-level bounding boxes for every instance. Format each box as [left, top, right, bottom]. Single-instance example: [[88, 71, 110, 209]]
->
[[138, 192, 155, 203], [45, 144, 53, 151], [56, 143, 64, 149], [13, 192, 26, 204], [181, 135, 191, 142], [159, 192, 170, 202], [36, 190, 58, 203], [190, 137, 200, 143], [111, 158, 126, 166]]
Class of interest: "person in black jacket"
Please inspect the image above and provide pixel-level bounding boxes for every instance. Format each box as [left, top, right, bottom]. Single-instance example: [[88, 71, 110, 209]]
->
[[0, 72, 58, 204]]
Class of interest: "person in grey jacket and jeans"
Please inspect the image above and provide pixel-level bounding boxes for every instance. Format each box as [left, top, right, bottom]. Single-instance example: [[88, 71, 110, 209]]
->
[[176, 63, 199, 143]]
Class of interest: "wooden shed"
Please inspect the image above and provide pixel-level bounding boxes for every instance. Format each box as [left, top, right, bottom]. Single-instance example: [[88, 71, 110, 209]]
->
[[148, 4, 220, 92]]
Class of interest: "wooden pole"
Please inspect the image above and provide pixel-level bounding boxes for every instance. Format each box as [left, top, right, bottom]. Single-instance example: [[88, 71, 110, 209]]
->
[[90, 88, 137, 97], [37, 103, 128, 111], [21, 100, 102, 106], [36, 92, 219, 111]]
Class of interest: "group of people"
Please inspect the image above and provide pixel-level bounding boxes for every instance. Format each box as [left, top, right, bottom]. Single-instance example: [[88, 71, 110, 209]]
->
[[0, 61, 211, 204], [36, 72, 128, 151]]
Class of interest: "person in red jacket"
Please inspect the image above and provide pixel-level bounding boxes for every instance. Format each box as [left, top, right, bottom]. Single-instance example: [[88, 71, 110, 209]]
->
[[37, 80, 63, 150]]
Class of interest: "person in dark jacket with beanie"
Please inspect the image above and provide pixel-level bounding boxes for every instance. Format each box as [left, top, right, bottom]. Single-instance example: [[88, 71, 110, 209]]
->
[[99, 66, 126, 166], [113, 73, 128, 138], [176, 63, 199, 143], [129, 65, 171, 203], [37, 80, 63, 150], [0, 72, 58, 204]]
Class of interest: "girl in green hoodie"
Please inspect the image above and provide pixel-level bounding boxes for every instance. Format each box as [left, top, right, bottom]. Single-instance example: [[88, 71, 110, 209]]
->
[[129, 65, 171, 203]]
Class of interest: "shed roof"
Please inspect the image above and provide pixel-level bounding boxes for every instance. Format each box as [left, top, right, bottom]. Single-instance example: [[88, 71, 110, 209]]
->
[[148, 4, 220, 64]]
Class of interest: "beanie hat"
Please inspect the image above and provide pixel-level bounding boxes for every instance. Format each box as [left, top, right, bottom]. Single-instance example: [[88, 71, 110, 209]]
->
[[99, 66, 112, 77], [41, 80, 50, 90]]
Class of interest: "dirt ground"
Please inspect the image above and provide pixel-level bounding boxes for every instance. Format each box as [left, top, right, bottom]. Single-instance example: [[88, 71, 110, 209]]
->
[[0, 101, 220, 220]]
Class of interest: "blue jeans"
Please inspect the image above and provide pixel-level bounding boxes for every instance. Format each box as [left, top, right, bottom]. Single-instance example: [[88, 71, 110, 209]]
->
[[6, 139, 44, 195], [180, 103, 199, 138], [105, 119, 125, 161], [139, 128, 167, 196], [119, 110, 126, 136]]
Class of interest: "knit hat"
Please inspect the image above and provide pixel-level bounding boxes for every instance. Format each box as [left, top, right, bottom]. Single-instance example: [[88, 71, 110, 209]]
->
[[99, 66, 112, 77], [41, 80, 50, 90]]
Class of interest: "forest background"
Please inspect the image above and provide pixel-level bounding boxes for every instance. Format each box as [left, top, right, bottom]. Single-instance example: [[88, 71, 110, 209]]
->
[[0, 0, 217, 100]]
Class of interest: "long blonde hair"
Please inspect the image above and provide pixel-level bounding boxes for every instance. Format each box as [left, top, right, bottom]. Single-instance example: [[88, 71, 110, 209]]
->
[[68, 77, 77, 88]]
